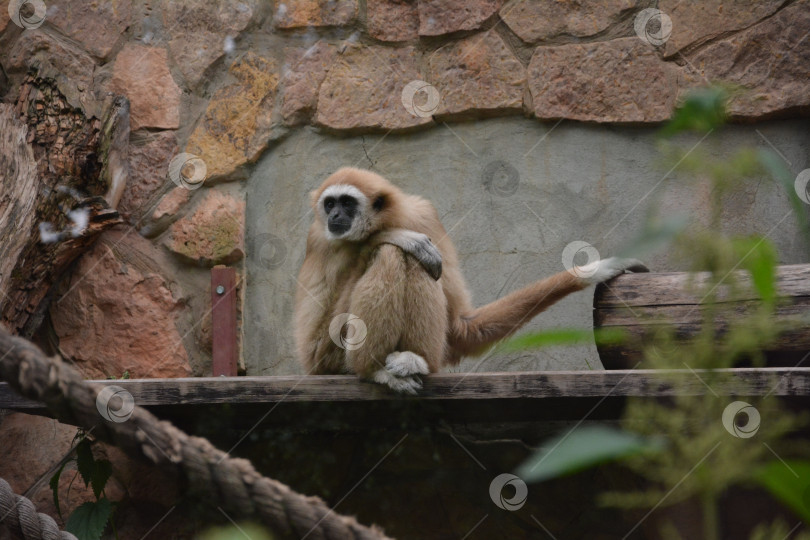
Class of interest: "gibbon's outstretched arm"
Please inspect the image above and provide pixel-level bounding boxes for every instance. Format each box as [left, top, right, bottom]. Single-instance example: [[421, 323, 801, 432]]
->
[[294, 167, 648, 394], [447, 258, 648, 361]]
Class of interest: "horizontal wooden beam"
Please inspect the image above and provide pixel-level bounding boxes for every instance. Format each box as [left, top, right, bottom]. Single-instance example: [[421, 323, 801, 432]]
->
[[2, 368, 809, 411]]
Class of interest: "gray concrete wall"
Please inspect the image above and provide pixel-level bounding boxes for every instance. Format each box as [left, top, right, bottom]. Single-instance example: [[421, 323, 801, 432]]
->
[[245, 117, 810, 376]]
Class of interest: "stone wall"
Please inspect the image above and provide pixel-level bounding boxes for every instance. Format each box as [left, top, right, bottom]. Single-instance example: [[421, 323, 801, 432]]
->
[[0, 0, 808, 379]]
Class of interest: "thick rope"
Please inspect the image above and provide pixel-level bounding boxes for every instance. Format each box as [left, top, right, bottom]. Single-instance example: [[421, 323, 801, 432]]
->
[[0, 478, 77, 540], [0, 328, 392, 540]]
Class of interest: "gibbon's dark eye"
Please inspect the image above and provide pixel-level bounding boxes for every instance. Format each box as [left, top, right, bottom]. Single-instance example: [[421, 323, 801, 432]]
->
[[323, 197, 335, 212], [373, 195, 385, 211]]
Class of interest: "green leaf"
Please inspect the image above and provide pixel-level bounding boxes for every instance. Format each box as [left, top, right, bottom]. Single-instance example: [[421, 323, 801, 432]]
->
[[660, 86, 728, 137], [516, 425, 664, 483], [752, 460, 810, 522], [91, 460, 112, 499], [49, 460, 69, 521], [732, 237, 777, 304], [65, 499, 112, 540], [75, 439, 95, 489], [501, 328, 626, 353]]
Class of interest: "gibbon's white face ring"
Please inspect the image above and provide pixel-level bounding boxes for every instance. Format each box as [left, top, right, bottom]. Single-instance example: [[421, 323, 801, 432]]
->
[[318, 184, 371, 241]]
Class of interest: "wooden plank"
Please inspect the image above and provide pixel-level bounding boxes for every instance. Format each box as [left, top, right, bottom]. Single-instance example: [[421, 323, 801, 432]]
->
[[211, 266, 238, 376], [593, 264, 810, 368], [2, 369, 809, 410], [595, 264, 810, 307]]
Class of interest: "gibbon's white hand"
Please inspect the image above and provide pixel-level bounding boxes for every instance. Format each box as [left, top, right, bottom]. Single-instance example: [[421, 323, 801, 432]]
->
[[577, 257, 650, 285]]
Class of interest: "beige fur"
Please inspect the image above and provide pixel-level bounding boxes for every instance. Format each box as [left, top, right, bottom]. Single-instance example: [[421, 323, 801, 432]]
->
[[294, 167, 645, 389]]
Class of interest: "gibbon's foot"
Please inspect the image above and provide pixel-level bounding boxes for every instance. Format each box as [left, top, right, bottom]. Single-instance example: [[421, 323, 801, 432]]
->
[[371, 352, 431, 395], [578, 257, 649, 286], [385, 351, 430, 377], [381, 230, 442, 280]]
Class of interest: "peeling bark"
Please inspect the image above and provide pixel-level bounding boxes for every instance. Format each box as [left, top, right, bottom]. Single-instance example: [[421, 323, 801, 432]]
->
[[0, 65, 128, 337]]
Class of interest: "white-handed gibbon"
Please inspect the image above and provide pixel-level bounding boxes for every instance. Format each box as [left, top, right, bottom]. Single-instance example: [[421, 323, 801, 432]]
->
[[294, 167, 647, 393]]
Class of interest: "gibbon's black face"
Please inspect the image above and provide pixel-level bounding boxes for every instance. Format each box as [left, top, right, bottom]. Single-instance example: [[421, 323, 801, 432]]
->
[[324, 194, 358, 236], [317, 183, 373, 241]]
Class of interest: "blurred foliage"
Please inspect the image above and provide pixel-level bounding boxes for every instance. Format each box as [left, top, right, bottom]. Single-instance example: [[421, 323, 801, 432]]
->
[[517, 86, 810, 540], [197, 522, 274, 540], [515, 425, 664, 483]]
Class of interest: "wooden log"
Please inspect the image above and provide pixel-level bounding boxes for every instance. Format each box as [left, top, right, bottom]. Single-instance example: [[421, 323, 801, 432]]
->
[[593, 264, 810, 369], [0, 65, 127, 337]]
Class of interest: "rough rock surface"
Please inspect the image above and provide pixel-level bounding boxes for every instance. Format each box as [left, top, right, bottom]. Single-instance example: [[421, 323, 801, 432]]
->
[[273, 0, 357, 28], [153, 186, 192, 221], [118, 131, 179, 223], [528, 37, 679, 122], [185, 52, 280, 179], [660, 0, 785, 57], [50, 229, 192, 379], [281, 43, 338, 125], [46, 0, 132, 59], [163, 189, 245, 266], [109, 44, 181, 130], [162, 0, 257, 88], [316, 45, 432, 131], [6, 32, 96, 92], [428, 32, 525, 118], [367, 0, 419, 42], [500, 0, 638, 43], [681, 0, 810, 119], [0, 414, 102, 523], [418, 0, 504, 36]]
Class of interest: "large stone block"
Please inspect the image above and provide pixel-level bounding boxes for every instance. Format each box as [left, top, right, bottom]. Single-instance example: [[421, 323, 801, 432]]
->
[[51, 229, 193, 379], [316, 45, 432, 131], [281, 43, 338, 126], [428, 32, 525, 118], [273, 0, 357, 28], [418, 0, 504, 36], [186, 52, 280, 180], [46, 0, 131, 59], [528, 37, 679, 123], [162, 0, 258, 88], [109, 44, 181, 130], [163, 188, 245, 266], [500, 0, 639, 43], [680, 0, 810, 119], [659, 0, 785, 57], [117, 131, 179, 224], [367, 0, 419, 42]]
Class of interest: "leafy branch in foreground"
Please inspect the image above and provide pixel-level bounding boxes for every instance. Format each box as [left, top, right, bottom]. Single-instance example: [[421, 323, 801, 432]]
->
[[516, 86, 810, 540]]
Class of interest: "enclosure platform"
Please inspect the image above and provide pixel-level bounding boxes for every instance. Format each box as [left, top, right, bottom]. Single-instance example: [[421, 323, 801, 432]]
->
[[2, 368, 809, 431]]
